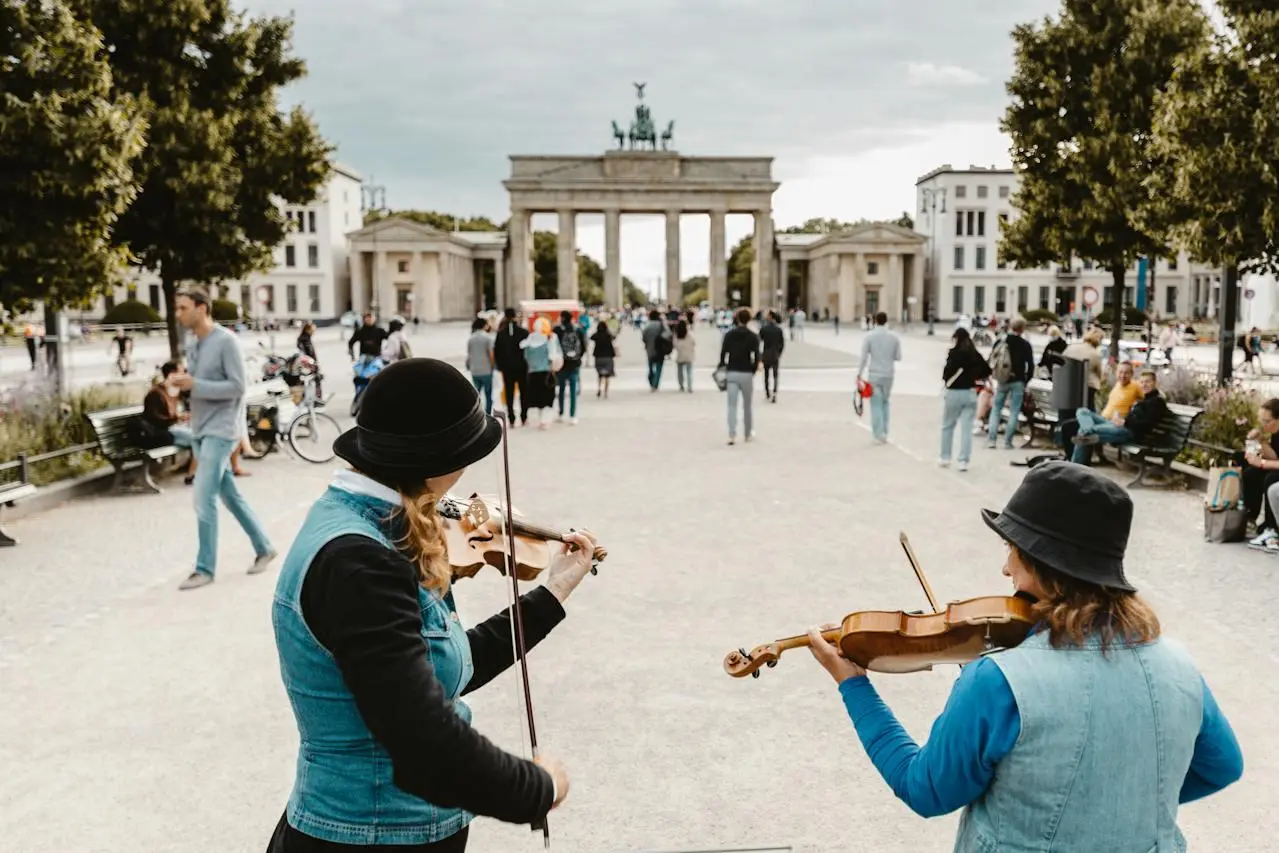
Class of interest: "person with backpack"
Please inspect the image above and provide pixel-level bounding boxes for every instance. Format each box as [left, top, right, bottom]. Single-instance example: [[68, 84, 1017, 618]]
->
[[641, 310, 673, 390], [985, 316, 1035, 450], [553, 310, 584, 424]]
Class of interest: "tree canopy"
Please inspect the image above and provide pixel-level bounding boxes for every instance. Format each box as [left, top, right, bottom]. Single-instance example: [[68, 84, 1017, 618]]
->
[[998, 0, 1209, 350], [70, 0, 334, 357], [0, 0, 145, 313], [365, 209, 503, 233]]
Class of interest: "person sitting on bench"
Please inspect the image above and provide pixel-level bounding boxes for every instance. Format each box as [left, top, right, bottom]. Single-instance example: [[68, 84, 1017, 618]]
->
[[1058, 361, 1143, 452], [1070, 368, 1167, 465]]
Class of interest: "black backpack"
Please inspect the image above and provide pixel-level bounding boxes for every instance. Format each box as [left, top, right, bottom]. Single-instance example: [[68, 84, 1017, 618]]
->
[[655, 331, 673, 357]]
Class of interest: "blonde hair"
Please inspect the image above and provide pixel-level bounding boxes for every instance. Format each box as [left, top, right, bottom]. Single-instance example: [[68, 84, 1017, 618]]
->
[[535, 317, 552, 335], [1084, 326, 1104, 346], [1022, 550, 1159, 654], [390, 487, 451, 593]]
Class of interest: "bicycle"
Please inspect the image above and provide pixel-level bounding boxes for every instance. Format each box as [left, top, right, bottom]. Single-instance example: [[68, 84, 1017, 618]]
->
[[247, 374, 342, 463]]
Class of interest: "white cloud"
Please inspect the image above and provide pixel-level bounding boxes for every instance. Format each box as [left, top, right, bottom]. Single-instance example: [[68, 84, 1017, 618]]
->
[[905, 62, 988, 87]]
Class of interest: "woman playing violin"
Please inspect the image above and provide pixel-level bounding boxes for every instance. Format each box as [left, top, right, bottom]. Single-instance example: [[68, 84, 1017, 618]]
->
[[267, 358, 597, 852], [806, 461, 1242, 851]]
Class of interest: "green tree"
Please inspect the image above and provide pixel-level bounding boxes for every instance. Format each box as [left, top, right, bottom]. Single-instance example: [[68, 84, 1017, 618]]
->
[[72, 0, 334, 358], [0, 0, 145, 312], [998, 0, 1209, 357], [622, 277, 647, 307], [1147, 2, 1279, 382], [365, 209, 501, 232]]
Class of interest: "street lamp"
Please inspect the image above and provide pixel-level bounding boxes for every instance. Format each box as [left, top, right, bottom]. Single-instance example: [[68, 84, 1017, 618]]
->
[[920, 187, 947, 335], [361, 182, 387, 318]]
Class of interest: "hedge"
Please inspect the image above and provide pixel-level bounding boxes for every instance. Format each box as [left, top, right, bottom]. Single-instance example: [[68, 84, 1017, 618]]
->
[[101, 299, 161, 325], [1095, 306, 1149, 325]]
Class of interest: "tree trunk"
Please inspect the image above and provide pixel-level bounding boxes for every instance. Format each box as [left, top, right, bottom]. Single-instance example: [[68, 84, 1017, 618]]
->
[[1217, 264, 1239, 386], [1108, 266, 1125, 367], [163, 275, 180, 361]]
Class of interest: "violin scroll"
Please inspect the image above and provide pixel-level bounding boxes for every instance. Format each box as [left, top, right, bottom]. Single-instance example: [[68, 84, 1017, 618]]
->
[[723, 644, 783, 679]]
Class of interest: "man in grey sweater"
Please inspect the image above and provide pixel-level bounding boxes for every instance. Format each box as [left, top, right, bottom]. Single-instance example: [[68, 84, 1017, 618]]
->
[[167, 287, 276, 590], [858, 311, 902, 443]]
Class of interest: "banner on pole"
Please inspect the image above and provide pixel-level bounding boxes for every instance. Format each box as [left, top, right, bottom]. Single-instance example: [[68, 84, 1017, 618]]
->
[[1136, 257, 1148, 311]]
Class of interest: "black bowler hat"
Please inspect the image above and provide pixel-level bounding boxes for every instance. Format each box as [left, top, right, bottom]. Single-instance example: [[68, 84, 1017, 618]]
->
[[981, 461, 1136, 592], [333, 358, 501, 489]]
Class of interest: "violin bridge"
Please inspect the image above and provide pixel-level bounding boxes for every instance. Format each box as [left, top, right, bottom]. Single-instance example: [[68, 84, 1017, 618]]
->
[[464, 497, 491, 529]]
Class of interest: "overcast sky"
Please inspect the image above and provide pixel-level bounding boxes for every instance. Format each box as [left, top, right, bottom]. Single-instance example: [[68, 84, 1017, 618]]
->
[[240, 0, 1064, 293]]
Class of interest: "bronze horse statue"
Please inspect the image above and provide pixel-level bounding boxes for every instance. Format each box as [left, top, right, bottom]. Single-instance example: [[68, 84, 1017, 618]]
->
[[660, 120, 674, 150]]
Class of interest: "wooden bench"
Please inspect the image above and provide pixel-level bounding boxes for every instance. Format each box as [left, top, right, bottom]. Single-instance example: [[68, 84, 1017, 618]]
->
[[84, 405, 179, 494], [1100, 403, 1203, 488], [0, 459, 38, 547]]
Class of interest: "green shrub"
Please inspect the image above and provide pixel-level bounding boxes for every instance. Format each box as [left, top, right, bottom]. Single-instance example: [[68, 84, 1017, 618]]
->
[[1180, 384, 1260, 468], [212, 299, 240, 323], [1095, 305, 1148, 326], [0, 383, 141, 486], [102, 299, 161, 325], [1020, 308, 1059, 324]]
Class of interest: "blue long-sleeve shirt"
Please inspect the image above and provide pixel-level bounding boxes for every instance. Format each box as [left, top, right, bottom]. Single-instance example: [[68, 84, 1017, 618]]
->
[[837, 656, 1243, 818]]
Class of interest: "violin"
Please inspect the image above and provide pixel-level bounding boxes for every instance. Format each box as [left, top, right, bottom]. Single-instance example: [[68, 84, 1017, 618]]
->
[[724, 532, 1035, 678], [437, 493, 608, 581]]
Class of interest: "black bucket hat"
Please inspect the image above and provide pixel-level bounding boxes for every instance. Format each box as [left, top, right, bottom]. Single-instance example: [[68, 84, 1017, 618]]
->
[[333, 358, 501, 489], [981, 460, 1136, 592]]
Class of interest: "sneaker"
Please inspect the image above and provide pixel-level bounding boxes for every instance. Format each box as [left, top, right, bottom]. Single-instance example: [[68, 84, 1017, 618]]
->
[[938, 458, 951, 468], [1248, 529, 1277, 549], [569, 417, 578, 426], [957, 461, 969, 472], [178, 571, 214, 591], [728, 437, 735, 446], [986, 442, 996, 449], [248, 549, 278, 575], [1266, 539, 1279, 555]]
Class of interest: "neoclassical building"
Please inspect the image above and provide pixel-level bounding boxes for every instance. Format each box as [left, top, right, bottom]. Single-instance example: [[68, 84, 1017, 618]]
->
[[777, 223, 926, 322]]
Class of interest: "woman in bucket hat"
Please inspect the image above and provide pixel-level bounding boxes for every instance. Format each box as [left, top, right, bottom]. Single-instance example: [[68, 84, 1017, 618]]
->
[[267, 358, 597, 852], [806, 461, 1242, 851]]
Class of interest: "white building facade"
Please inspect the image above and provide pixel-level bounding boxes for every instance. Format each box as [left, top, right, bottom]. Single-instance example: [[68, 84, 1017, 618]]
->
[[95, 164, 364, 324], [914, 164, 1198, 323]]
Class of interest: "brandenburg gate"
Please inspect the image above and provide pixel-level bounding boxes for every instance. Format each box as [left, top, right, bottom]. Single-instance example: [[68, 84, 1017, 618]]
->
[[501, 83, 779, 309]]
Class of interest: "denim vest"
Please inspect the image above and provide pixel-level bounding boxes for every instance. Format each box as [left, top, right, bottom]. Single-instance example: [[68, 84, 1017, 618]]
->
[[272, 486, 476, 845], [954, 631, 1203, 853]]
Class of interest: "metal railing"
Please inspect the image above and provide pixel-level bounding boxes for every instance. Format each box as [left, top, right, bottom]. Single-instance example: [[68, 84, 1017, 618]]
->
[[0, 442, 101, 484]]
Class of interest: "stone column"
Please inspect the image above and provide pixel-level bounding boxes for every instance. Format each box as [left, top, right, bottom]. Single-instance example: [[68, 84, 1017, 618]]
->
[[421, 252, 443, 322], [751, 211, 774, 310], [507, 208, 530, 307], [350, 250, 366, 315], [837, 254, 856, 322], [557, 209, 577, 300], [375, 251, 392, 319], [888, 252, 903, 322], [778, 257, 788, 309], [665, 209, 680, 307], [709, 209, 727, 308], [911, 251, 926, 320], [852, 251, 865, 319], [493, 256, 505, 311], [604, 209, 622, 308]]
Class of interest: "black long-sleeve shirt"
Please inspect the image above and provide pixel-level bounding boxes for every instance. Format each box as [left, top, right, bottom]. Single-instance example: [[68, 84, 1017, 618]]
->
[[719, 326, 760, 372], [759, 322, 785, 362], [1000, 333, 1035, 383], [1038, 336, 1067, 371], [1124, 390, 1169, 441], [348, 324, 388, 358], [280, 534, 563, 850], [942, 346, 992, 390]]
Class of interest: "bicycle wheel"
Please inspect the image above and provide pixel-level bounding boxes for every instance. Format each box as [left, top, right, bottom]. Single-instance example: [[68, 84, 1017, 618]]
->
[[288, 410, 342, 463]]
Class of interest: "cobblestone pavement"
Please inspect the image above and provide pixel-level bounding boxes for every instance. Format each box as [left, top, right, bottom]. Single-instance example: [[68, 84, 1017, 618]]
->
[[0, 323, 1273, 852]]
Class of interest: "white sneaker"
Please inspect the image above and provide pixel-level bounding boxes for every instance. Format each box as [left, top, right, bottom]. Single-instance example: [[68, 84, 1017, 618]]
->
[[1248, 528, 1277, 548], [569, 417, 578, 426], [957, 461, 969, 472], [938, 459, 951, 468]]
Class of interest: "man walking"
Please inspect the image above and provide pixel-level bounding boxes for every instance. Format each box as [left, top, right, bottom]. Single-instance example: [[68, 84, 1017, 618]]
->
[[986, 316, 1035, 450], [168, 287, 275, 590], [858, 311, 901, 443], [553, 309, 584, 424], [759, 310, 785, 402], [641, 310, 672, 391], [465, 317, 495, 415], [493, 307, 530, 426]]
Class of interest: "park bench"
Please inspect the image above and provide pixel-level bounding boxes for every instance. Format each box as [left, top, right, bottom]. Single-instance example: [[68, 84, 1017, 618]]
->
[[84, 405, 179, 495], [1100, 403, 1203, 488], [0, 457, 38, 547]]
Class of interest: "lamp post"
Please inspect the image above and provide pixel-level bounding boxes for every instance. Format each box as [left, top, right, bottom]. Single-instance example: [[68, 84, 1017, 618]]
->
[[361, 182, 387, 318], [920, 187, 947, 335]]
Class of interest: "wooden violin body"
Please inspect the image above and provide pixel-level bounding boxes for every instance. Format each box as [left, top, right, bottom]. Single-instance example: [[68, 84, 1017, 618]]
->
[[723, 594, 1035, 678], [437, 493, 607, 581]]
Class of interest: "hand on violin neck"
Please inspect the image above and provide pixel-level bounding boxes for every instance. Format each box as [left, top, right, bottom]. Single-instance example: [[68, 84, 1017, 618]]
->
[[806, 624, 867, 684], [543, 530, 599, 604]]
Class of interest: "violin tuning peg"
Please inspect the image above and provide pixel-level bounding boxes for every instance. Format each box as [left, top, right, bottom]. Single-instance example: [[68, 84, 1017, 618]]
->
[[751, 670, 761, 678]]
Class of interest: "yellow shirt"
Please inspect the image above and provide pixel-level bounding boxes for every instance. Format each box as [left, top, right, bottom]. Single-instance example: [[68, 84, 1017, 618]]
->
[[1102, 381, 1144, 420]]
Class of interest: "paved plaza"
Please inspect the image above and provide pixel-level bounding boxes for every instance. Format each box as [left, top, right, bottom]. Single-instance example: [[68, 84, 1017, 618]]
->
[[1, 322, 1275, 852]]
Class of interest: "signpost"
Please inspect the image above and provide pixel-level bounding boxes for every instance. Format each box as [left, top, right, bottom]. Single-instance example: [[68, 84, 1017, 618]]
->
[[1082, 286, 1099, 308]]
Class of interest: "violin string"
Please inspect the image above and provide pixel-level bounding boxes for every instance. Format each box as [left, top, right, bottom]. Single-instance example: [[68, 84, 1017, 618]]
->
[[495, 416, 532, 763]]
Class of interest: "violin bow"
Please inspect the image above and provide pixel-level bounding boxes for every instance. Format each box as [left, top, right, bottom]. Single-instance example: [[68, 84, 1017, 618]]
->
[[494, 410, 550, 847], [898, 531, 940, 614]]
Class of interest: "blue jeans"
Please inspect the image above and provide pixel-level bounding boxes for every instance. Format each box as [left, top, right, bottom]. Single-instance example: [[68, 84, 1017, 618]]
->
[[726, 371, 754, 438], [988, 380, 1026, 447], [556, 367, 579, 416], [1071, 408, 1133, 464], [647, 357, 664, 388], [677, 361, 693, 390], [192, 435, 273, 577], [868, 377, 893, 441], [472, 374, 493, 414], [169, 424, 193, 448], [941, 388, 978, 463]]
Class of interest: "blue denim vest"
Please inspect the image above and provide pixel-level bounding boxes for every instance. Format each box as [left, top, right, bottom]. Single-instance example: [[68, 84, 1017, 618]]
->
[[954, 631, 1203, 853], [271, 486, 476, 845]]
